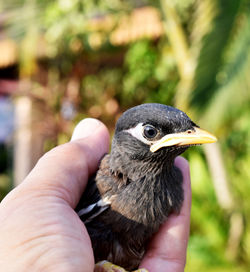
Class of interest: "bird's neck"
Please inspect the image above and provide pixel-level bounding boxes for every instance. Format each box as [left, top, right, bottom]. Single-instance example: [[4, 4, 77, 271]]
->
[[109, 149, 175, 181]]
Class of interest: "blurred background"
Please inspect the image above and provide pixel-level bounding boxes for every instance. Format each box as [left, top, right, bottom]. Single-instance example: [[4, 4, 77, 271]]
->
[[0, 0, 250, 271]]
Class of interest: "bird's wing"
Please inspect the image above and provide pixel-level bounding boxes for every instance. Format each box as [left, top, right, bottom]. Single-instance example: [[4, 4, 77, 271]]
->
[[75, 174, 111, 224], [77, 199, 110, 224]]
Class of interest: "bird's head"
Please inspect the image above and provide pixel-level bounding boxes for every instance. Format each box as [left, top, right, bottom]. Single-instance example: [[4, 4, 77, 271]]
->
[[110, 104, 217, 177]]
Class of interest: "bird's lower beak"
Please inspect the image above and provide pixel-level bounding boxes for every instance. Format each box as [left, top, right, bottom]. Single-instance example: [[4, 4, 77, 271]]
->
[[150, 127, 217, 153]]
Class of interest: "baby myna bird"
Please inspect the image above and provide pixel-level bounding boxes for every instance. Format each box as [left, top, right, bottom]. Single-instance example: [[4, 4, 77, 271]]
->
[[75, 103, 217, 271]]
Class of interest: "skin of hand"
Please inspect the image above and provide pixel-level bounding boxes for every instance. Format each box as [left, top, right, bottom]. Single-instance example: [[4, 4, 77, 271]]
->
[[0, 118, 191, 272]]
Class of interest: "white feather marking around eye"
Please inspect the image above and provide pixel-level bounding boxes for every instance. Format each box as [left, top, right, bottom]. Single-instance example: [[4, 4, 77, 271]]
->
[[124, 123, 153, 145]]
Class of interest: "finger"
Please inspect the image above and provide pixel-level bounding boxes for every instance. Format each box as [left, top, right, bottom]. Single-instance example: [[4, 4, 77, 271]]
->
[[140, 156, 191, 272], [174, 156, 192, 219], [2, 118, 110, 208]]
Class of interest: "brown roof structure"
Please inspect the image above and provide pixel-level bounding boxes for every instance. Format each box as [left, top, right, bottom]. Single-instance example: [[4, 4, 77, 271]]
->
[[0, 6, 164, 68], [110, 7, 164, 46]]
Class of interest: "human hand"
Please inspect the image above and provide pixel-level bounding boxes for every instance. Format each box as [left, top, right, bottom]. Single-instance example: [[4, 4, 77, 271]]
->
[[0, 118, 191, 272], [0, 118, 109, 272]]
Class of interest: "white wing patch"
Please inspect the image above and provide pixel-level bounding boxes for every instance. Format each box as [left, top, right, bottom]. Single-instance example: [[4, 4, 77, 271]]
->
[[77, 203, 98, 217], [77, 197, 111, 223]]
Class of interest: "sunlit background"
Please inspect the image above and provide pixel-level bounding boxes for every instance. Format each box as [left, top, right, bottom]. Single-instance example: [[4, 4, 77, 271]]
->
[[0, 0, 250, 271]]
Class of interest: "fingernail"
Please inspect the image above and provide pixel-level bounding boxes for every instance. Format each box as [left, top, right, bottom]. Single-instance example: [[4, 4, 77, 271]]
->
[[71, 118, 102, 141]]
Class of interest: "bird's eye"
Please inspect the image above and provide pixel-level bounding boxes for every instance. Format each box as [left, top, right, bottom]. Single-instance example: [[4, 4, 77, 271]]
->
[[143, 125, 158, 139]]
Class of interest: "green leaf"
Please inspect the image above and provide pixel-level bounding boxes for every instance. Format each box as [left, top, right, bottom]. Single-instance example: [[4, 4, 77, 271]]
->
[[191, 0, 242, 112]]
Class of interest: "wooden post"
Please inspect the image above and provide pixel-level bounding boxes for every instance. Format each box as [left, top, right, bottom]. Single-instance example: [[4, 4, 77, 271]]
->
[[13, 96, 33, 186]]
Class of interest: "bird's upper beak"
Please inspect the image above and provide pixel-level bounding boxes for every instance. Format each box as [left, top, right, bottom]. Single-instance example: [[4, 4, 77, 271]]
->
[[150, 127, 217, 153]]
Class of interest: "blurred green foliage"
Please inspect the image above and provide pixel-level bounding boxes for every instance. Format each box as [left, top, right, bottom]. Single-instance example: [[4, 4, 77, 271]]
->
[[1, 0, 250, 271]]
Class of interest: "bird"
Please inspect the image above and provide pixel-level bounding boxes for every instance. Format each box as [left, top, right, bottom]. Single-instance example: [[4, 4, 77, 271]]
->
[[75, 103, 217, 271]]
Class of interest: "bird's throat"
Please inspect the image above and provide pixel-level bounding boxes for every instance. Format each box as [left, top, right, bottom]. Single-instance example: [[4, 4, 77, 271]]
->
[[106, 154, 183, 228]]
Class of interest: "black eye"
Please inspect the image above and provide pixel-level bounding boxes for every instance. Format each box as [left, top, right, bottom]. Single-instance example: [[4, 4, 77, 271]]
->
[[143, 125, 158, 139]]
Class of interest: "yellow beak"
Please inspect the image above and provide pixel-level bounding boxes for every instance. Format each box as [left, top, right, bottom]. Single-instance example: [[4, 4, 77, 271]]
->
[[150, 127, 217, 153]]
